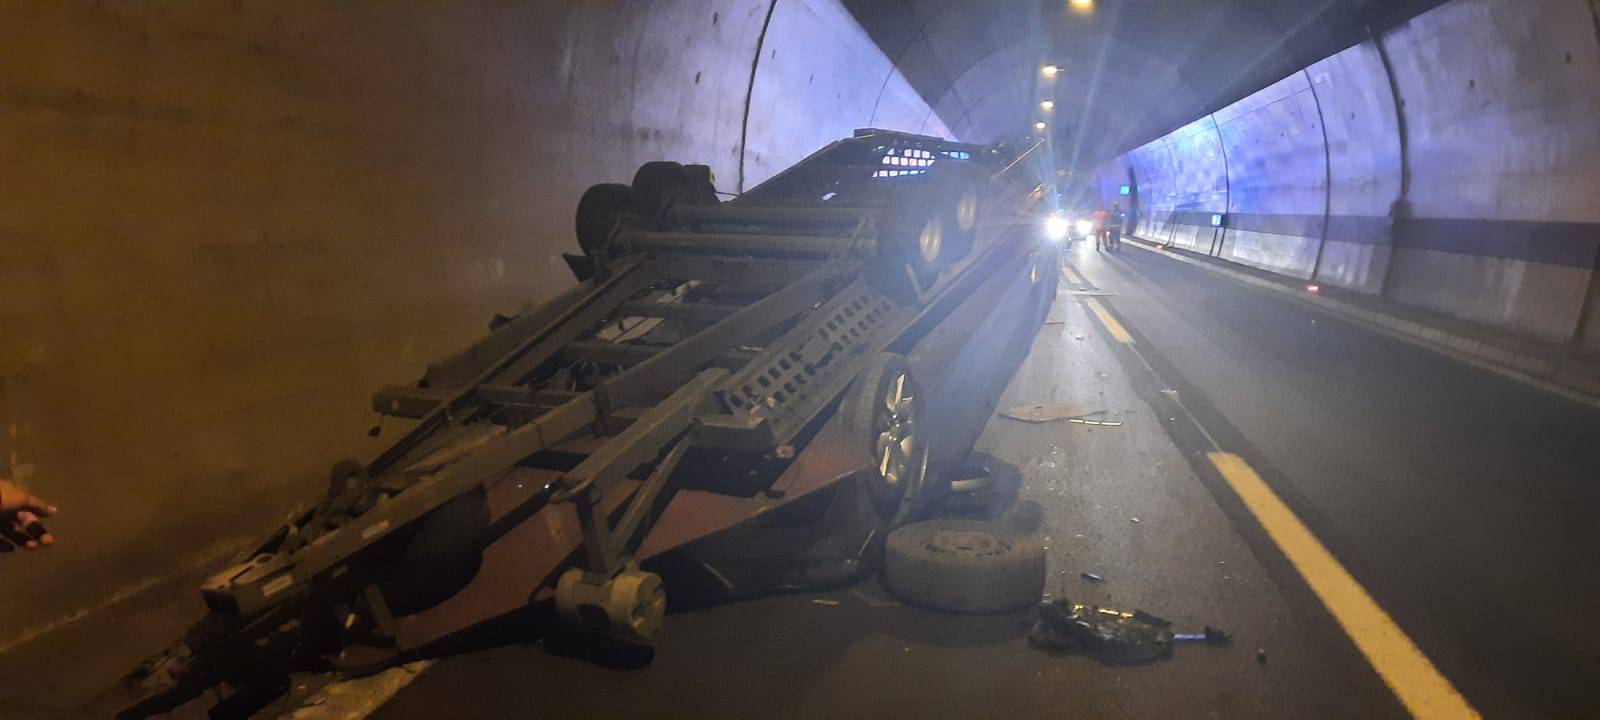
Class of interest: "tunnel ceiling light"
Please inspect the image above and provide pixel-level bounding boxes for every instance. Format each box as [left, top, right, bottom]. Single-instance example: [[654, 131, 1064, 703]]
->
[[1034, 121, 1048, 130], [1069, 0, 1095, 13], [1040, 99, 1055, 110], [1041, 64, 1059, 77]]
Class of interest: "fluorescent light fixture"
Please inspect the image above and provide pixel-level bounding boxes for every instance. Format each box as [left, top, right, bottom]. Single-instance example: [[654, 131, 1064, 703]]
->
[[1041, 64, 1059, 76], [1041, 99, 1055, 110]]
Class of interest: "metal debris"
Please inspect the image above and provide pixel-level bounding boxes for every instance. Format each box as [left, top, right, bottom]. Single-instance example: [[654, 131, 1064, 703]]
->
[[1081, 572, 1103, 583], [810, 598, 840, 606]]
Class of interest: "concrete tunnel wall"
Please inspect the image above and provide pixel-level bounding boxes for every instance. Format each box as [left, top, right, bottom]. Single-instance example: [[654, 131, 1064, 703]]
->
[[0, 1, 951, 644], [1098, 0, 1600, 344]]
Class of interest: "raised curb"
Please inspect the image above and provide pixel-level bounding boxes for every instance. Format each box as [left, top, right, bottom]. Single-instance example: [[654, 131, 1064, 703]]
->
[[1123, 237, 1600, 409]]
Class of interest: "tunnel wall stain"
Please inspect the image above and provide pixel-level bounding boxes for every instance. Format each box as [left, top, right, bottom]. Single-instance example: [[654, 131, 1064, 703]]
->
[[1098, 0, 1600, 343], [0, 1, 949, 644]]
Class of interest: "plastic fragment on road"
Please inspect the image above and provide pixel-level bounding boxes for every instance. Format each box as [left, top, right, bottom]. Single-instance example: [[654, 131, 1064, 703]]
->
[[1027, 599, 1230, 664], [1001, 404, 1102, 423], [1081, 572, 1103, 583], [1068, 416, 1120, 428], [810, 598, 840, 606]]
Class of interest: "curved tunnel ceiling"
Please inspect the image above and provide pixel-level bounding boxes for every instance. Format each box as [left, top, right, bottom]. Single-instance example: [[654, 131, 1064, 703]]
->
[[845, 0, 1450, 169]]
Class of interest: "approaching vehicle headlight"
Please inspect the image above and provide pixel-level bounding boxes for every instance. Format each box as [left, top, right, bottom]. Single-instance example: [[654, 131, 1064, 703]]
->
[[1045, 214, 1070, 241], [1074, 219, 1094, 236]]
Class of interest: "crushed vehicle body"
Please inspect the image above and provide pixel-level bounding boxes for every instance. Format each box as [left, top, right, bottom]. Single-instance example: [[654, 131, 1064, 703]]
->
[[119, 129, 1057, 718]]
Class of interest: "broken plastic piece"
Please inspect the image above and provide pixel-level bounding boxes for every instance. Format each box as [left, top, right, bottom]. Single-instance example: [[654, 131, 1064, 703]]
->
[[1028, 600, 1228, 663], [1028, 599, 1173, 663], [1080, 572, 1103, 583], [1067, 418, 1122, 427], [1174, 625, 1232, 646], [1001, 404, 1102, 423]]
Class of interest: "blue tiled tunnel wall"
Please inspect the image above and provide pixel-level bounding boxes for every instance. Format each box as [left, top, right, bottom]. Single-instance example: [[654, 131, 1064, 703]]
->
[[1097, 0, 1600, 345]]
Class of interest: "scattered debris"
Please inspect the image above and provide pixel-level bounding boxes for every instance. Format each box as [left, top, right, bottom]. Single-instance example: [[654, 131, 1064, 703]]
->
[[1002, 404, 1103, 423], [1130, 517, 1141, 523], [1257, 648, 1268, 664], [1081, 572, 1103, 583], [1174, 626, 1232, 646], [1068, 418, 1122, 427], [850, 588, 902, 609], [1044, 320, 1066, 326], [1028, 599, 1230, 664], [810, 598, 840, 606]]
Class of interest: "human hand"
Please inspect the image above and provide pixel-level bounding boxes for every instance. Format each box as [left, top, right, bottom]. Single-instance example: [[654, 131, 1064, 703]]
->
[[0, 478, 57, 552]]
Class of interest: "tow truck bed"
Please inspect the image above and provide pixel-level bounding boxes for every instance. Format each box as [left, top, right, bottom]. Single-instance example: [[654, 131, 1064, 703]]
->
[[119, 129, 1054, 718]]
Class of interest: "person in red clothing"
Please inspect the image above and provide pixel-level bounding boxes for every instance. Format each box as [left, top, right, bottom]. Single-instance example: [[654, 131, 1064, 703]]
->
[[0, 477, 56, 552], [1091, 207, 1110, 251]]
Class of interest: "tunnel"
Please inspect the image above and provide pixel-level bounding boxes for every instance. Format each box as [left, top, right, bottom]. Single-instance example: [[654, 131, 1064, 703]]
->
[[2, 0, 1598, 718]]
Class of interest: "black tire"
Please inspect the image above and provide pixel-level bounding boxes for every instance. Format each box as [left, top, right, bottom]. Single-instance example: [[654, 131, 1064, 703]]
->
[[575, 183, 639, 258], [632, 160, 717, 220], [680, 164, 722, 205], [841, 353, 926, 520], [875, 193, 946, 303], [880, 188, 947, 271], [924, 161, 985, 262], [883, 518, 1045, 614]]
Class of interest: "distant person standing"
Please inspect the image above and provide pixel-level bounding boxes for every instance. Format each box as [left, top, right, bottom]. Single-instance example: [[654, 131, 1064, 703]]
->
[[1091, 207, 1109, 251], [1108, 202, 1125, 251]]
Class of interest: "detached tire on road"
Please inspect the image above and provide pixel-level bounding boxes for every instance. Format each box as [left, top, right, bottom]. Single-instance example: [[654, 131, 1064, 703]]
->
[[883, 519, 1045, 613]]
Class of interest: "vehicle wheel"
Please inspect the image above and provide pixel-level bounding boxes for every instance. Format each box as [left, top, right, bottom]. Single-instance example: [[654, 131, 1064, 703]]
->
[[882, 518, 1045, 613], [925, 162, 985, 262], [841, 353, 927, 520], [680, 164, 722, 205], [632, 161, 716, 220], [880, 188, 947, 267], [575, 183, 639, 258]]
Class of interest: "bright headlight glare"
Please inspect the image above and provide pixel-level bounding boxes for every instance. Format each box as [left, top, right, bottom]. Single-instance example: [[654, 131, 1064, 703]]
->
[[1075, 219, 1094, 235], [1045, 215, 1070, 241]]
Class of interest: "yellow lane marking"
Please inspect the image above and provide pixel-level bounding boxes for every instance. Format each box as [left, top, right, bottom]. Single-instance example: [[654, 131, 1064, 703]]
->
[[1206, 452, 1479, 720], [1063, 264, 1087, 285], [1083, 296, 1134, 345]]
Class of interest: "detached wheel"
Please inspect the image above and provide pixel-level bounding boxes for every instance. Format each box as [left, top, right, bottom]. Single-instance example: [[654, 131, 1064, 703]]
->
[[575, 183, 639, 258], [842, 353, 927, 520], [883, 519, 1045, 613]]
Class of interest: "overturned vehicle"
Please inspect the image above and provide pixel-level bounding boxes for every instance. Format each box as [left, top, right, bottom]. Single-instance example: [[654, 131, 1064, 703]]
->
[[121, 129, 1058, 718]]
